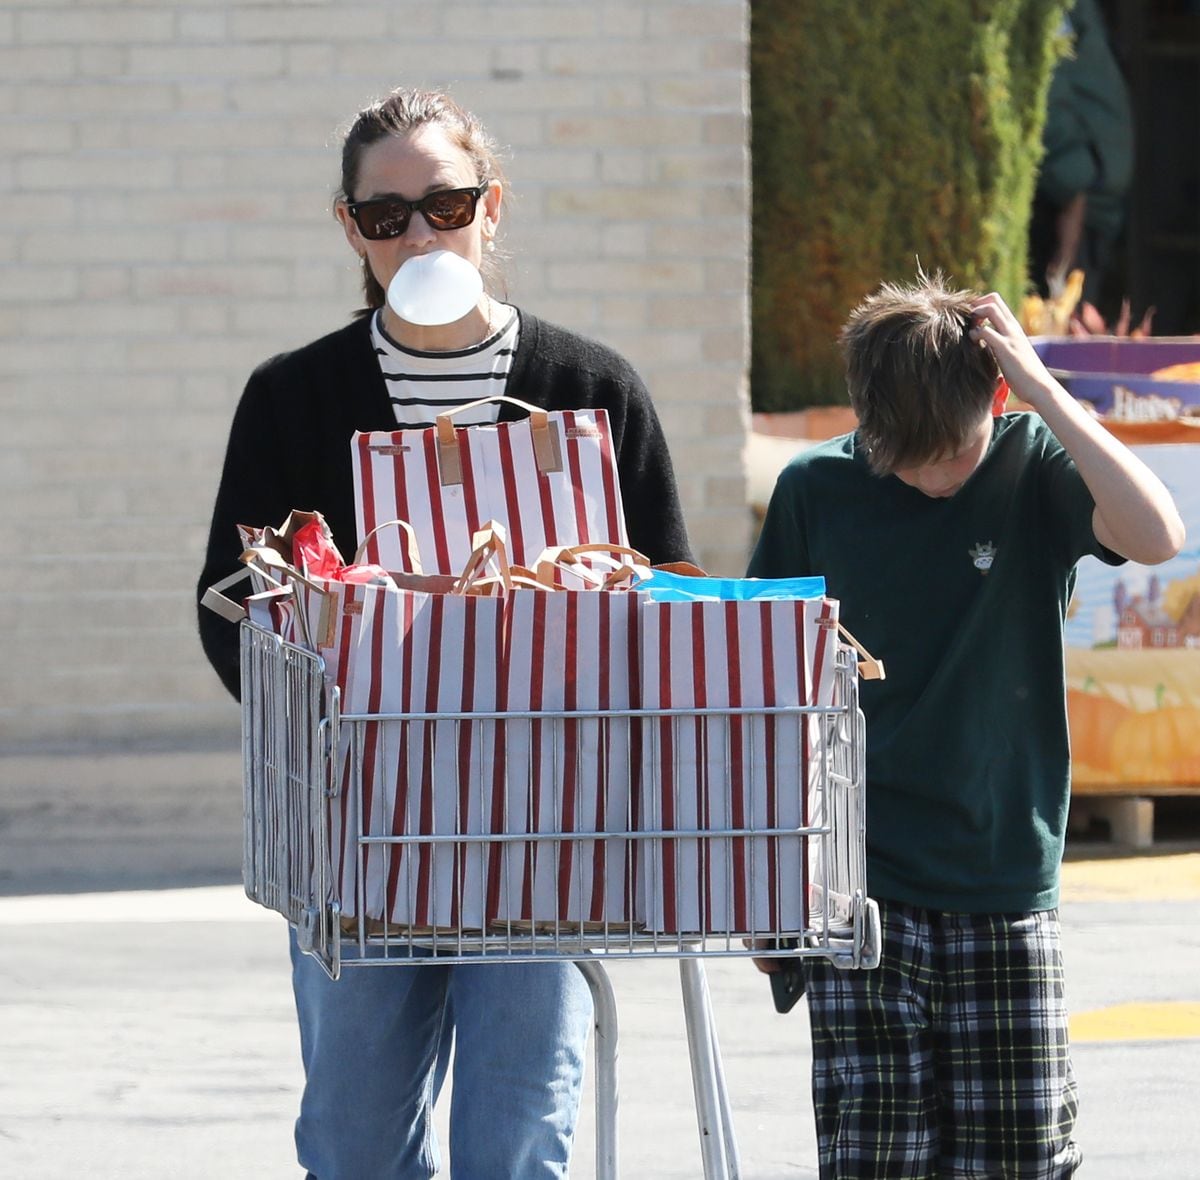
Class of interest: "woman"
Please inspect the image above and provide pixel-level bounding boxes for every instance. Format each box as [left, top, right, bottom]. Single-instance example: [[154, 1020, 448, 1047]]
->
[[197, 88, 693, 1178]]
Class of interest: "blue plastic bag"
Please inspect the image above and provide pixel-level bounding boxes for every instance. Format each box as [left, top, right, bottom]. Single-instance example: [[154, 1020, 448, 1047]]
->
[[636, 569, 827, 602]]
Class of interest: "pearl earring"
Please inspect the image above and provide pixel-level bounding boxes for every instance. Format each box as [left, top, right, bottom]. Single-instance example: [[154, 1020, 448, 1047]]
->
[[485, 239, 496, 253]]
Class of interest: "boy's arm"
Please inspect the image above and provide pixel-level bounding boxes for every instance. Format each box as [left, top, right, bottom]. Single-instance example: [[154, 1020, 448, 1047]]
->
[[969, 292, 1185, 566]]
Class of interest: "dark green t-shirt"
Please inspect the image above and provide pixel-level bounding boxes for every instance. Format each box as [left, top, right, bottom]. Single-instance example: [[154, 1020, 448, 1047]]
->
[[748, 413, 1123, 912]]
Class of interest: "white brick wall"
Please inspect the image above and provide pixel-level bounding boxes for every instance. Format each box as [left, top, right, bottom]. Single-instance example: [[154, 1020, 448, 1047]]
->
[[1, 0, 751, 747]]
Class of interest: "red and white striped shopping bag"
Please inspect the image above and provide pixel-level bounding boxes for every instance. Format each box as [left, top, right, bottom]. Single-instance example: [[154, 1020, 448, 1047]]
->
[[487, 586, 641, 928], [314, 576, 505, 929], [244, 585, 300, 642], [232, 513, 517, 928], [637, 596, 840, 936], [352, 397, 628, 575]]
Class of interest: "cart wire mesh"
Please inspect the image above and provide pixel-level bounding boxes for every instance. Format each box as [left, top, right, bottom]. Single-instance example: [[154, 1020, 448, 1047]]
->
[[240, 623, 879, 978]]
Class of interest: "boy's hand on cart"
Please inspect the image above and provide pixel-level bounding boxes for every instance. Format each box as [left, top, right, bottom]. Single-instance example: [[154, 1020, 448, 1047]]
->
[[746, 939, 806, 1013], [744, 937, 780, 974]]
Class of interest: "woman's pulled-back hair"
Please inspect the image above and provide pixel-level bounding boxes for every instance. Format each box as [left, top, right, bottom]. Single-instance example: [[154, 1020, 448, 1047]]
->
[[337, 87, 507, 312], [840, 271, 1000, 476]]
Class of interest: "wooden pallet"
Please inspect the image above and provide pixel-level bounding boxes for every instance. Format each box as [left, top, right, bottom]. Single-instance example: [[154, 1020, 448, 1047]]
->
[[1069, 785, 1200, 849]]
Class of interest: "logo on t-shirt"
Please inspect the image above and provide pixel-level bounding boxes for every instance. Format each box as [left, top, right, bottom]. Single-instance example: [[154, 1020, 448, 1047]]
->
[[969, 541, 997, 574]]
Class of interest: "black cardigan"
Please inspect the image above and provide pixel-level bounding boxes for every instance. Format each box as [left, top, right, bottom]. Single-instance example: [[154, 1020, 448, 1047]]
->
[[197, 310, 694, 699]]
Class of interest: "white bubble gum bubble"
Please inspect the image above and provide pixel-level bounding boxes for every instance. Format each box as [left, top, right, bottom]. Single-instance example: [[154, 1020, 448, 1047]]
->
[[386, 250, 484, 326]]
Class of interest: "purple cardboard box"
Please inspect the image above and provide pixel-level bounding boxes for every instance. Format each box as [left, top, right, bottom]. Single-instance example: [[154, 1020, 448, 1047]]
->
[[1032, 337, 1200, 418]]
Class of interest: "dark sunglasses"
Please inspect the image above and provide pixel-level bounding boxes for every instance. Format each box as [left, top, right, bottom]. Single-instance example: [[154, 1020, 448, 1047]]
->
[[346, 183, 488, 241]]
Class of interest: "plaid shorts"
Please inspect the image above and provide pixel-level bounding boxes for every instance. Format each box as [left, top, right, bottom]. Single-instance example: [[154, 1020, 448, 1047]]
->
[[804, 901, 1082, 1179]]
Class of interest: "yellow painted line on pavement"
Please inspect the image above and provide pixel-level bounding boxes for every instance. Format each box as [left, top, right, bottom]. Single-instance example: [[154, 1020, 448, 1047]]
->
[[1071, 1001, 1200, 1043], [1063, 856, 1200, 1045], [1061, 852, 1200, 903]]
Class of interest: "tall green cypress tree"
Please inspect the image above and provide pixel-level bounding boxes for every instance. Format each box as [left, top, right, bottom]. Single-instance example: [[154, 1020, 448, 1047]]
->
[[750, 0, 1070, 410]]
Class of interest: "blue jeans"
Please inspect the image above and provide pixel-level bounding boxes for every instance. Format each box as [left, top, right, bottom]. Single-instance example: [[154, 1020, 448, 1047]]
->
[[289, 930, 593, 1179]]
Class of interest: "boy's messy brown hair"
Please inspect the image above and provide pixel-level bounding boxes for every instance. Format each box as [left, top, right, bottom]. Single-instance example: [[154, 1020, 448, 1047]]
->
[[840, 270, 1000, 476]]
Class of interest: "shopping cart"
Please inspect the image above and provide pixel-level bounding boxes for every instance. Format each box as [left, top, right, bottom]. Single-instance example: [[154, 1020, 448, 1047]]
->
[[240, 620, 879, 1179]]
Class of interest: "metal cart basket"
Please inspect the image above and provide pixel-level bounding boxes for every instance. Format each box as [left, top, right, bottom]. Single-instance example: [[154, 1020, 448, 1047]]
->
[[240, 620, 879, 1179]]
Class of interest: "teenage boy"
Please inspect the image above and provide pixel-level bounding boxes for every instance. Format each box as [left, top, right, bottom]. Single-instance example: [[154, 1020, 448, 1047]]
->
[[750, 273, 1183, 1178]]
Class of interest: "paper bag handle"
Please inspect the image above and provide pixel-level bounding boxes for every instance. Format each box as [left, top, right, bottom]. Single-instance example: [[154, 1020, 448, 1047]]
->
[[456, 525, 554, 595], [201, 568, 251, 622], [470, 567, 553, 595], [533, 542, 653, 588], [238, 550, 335, 650], [597, 561, 708, 591], [353, 518, 424, 574], [598, 564, 643, 591], [453, 521, 511, 595], [442, 392, 547, 418], [203, 564, 321, 651], [651, 560, 708, 577], [435, 396, 563, 487], [238, 545, 291, 577], [539, 542, 651, 566], [837, 623, 886, 681]]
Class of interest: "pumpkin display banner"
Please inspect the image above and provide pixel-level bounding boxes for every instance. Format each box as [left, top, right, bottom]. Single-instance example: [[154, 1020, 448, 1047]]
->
[[1035, 342, 1200, 794], [1066, 444, 1200, 790]]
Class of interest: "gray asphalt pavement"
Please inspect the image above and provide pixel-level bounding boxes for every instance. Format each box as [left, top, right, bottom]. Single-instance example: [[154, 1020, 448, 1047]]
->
[[1, 749, 1198, 1179]]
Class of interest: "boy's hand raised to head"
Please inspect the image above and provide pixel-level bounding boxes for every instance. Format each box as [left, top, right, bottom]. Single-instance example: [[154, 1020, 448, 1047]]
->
[[967, 292, 1057, 409], [970, 292, 1184, 566]]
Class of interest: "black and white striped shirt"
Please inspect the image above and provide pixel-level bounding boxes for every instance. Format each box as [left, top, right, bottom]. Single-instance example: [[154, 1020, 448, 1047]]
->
[[371, 305, 520, 429]]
